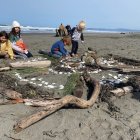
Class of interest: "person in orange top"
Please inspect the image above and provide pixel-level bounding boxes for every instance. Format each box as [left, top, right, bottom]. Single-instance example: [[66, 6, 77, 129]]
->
[[0, 31, 15, 59]]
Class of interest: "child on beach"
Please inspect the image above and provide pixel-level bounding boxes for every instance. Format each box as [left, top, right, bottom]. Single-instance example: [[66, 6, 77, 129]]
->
[[9, 20, 33, 59], [51, 36, 71, 58], [0, 31, 14, 59], [70, 21, 86, 57], [39, 36, 71, 58]]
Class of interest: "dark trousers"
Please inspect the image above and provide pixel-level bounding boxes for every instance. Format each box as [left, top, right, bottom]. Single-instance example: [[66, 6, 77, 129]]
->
[[14, 51, 33, 59], [26, 51, 33, 58], [71, 40, 78, 54]]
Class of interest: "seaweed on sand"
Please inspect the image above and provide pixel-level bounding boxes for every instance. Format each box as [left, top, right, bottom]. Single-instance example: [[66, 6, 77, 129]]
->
[[63, 73, 80, 96]]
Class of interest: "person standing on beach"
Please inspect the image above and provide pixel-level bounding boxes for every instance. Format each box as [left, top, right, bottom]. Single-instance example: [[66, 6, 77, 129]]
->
[[70, 21, 86, 57], [58, 23, 65, 36], [9, 20, 33, 59], [0, 31, 15, 59]]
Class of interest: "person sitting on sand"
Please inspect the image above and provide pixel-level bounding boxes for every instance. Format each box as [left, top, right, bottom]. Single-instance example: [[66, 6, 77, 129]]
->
[[39, 36, 71, 58], [0, 31, 15, 59], [9, 20, 33, 59], [70, 21, 86, 57]]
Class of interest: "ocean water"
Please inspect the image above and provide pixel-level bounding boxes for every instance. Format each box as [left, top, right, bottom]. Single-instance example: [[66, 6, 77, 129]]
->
[[0, 25, 140, 34]]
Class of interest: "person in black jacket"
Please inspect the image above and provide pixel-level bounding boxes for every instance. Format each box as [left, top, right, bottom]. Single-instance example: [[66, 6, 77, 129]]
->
[[70, 21, 86, 57], [65, 24, 72, 35]]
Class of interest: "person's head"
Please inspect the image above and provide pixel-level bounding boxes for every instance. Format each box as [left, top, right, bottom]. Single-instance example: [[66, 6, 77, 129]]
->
[[0, 31, 9, 43], [78, 21, 86, 31], [11, 21, 21, 35], [62, 36, 72, 46]]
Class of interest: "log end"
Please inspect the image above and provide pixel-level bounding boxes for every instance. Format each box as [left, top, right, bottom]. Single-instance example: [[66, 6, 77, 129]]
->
[[13, 124, 23, 133]]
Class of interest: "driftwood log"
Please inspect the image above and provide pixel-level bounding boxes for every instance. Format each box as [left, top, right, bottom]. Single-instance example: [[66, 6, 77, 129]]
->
[[110, 86, 133, 96], [0, 67, 11, 71], [14, 76, 101, 132], [121, 68, 140, 73], [108, 54, 140, 66], [96, 57, 140, 72], [10, 60, 51, 68], [0, 88, 23, 105]]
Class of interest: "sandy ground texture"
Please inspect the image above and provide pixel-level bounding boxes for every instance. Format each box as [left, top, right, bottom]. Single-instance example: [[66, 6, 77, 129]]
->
[[0, 32, 140, 140]]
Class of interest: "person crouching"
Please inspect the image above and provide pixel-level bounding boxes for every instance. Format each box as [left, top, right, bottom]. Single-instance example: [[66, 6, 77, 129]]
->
[[51, 36, 71, 58]]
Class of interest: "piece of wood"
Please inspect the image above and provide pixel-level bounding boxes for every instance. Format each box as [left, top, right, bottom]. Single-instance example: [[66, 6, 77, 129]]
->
[[14, 77, 101, 132], [10, 60, 51, 68], [96, 57, 140, 71], [121, 68, 140, 73], [5, 90, 22, 100], [23, 99, 58, 107], [0, 99, 24, 105], [110, 86, 133, 96], [0, 67, 11, 71]]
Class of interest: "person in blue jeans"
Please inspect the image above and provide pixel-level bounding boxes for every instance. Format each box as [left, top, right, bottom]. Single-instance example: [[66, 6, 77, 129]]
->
[[39, 36, 71, 58], [51, 36, 71, 58]]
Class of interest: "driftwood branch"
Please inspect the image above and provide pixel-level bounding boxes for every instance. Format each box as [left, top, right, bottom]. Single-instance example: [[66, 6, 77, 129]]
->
[[96, 58, 140, 71], [0, 88, 23, 105], [10, 60, 51, 68], [121, 68, 140, 73], [14, 77, 101, 132], [0, 67, 11, 71], [110, 86, 133, 96]]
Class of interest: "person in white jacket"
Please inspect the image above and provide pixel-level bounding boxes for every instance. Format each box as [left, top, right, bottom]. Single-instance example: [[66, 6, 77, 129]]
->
[[9, 21, 33, 59], [70, 21, 86, 57]]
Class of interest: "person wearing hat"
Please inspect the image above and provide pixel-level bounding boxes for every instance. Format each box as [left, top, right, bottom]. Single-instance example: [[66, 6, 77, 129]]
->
[[9, 20, 33, 59], [70, 21, 86, 57]]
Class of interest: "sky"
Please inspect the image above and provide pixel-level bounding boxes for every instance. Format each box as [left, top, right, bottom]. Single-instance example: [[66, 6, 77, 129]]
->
[[1, 0, 140, 29]]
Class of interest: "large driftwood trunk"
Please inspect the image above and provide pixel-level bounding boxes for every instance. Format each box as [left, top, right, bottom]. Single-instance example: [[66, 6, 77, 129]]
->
[[14, 77, 101, 132], [10, 60, 51, 68]]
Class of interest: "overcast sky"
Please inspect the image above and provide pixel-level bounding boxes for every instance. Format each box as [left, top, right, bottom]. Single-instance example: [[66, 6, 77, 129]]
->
[[0, 0, 140, 29]]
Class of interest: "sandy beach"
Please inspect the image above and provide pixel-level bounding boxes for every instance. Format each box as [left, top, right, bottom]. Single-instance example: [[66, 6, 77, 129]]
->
[[0, 32, 140, 140]]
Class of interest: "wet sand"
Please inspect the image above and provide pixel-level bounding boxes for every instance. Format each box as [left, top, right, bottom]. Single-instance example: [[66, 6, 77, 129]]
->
[[0, 32, 140, 140]]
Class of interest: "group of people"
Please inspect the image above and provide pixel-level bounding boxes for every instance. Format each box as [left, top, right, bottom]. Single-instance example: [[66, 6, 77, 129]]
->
[[55, 23, 71, 37], [0, 21, 33, 60], [40, 20, 86, 58], [0, 20, 86, 60]]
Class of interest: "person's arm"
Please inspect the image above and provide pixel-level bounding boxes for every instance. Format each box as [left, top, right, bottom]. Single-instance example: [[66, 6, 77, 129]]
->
[[59, 43, 67, 56]]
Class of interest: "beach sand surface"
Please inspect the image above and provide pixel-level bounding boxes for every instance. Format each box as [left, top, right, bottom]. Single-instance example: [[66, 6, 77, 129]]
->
[[0, 32, 140, 140]]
